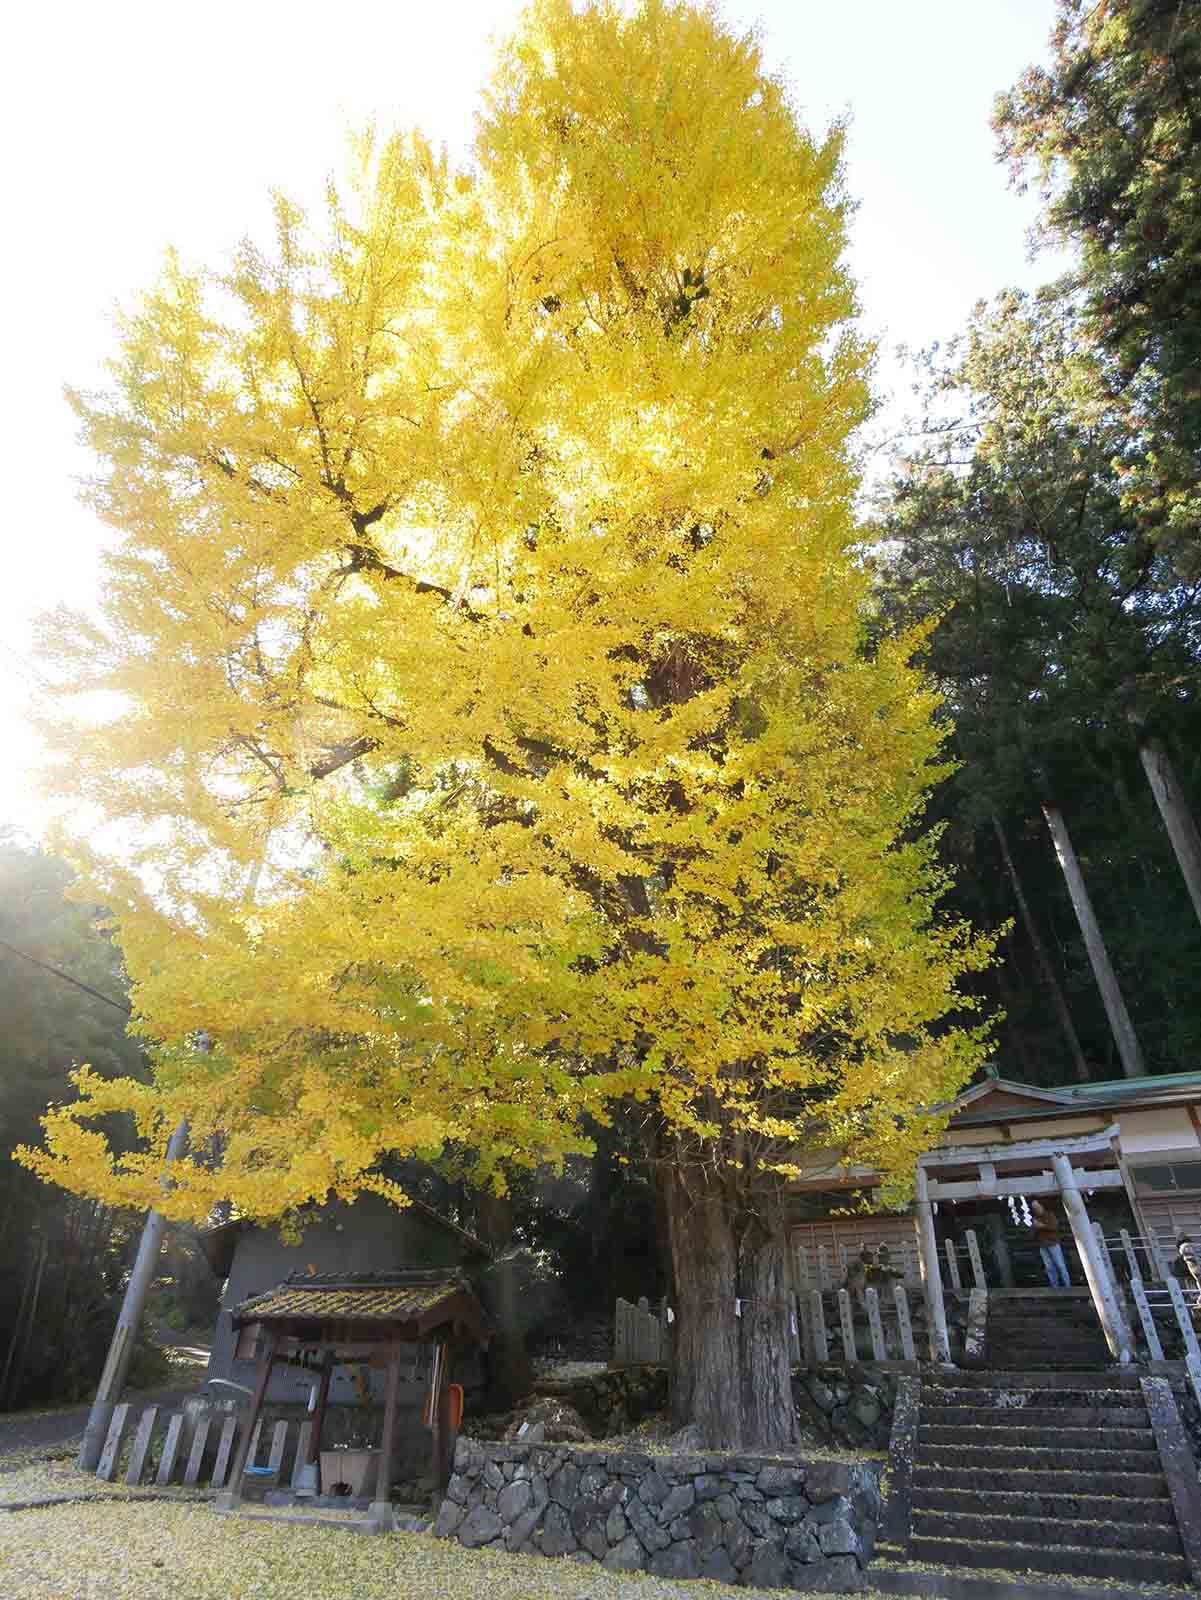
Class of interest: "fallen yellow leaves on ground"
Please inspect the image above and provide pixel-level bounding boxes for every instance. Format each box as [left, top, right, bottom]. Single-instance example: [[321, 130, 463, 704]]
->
[[0, 1500, 924, 1600]]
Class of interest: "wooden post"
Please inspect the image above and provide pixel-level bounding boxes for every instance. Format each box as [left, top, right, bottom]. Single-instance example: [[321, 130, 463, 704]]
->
[[795, 1244, 810, 1295], [155, 1413, 185, 1486], [183, 1417, 211, 1487], [836, 1288, 856, 1363], [965, 1288, 988, 1364], [1042, 802, 1144, 1078], [291, 1422, 313, 1489], [219, 1328, 276, 1503], [211, 1416, 239, 1489], [1120, 1228, 1141, 1284], [984, 1213, 1014, 1288], [965, 1230, 986, 1289], [1147, 1228, 1171, 1284], [809, 1290, 828, 1362], [375, 1339, 403, 1511], [1134, 733, 1201, 931], [817, 1246, 830, 1293], [865, 1287, 887, 1361], [943, 1238, 962, 1292], [126, 1405, 159, 1486], [429, 1340, 451, 1491], [894, 1281, 916, 1362], [1093, 1221, 1118, 1287], [1052, 1153, 1132, 1361], [915, 1167, 951, 1363], [309, 1354, 334, 1466], [1130, 1278, 1165, 1360], [1165, 1275, 1201, 1366], [96, 1402, 131, 1482], [268, 1420, 288, 1479]]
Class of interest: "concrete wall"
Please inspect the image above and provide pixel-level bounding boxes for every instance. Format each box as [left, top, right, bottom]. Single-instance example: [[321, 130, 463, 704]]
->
[[206, 1194, 469, 1405]]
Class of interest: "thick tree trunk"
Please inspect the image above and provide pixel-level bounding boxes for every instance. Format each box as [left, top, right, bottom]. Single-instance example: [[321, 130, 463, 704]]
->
[[1136, 734, 1201, 930], [1041, 801, 1144, 1079], [666, 1161, 797, 1451], [992, 812, 1089, 1081]]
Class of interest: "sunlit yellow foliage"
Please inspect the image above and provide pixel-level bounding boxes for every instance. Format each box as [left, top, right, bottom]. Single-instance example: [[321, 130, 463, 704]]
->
[[21, 0, 995, 1222]]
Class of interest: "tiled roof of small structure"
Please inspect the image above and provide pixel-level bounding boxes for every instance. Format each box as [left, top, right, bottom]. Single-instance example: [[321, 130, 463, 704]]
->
[[232, 1269, 478, 1329]]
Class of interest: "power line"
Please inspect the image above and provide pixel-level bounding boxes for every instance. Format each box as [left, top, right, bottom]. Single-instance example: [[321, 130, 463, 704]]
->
[[0, 935, 131, 1015]]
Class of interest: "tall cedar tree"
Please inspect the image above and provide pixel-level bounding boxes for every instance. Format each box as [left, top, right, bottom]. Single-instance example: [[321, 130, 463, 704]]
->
[[25, 0, 993, 1447], [995, 0, 1201, 579], [872, 290, 1201, 1077]]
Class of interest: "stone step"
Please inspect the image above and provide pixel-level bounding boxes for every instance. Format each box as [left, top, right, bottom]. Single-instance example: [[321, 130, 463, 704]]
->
[[912, 1465, 1169, 1497], [921, 1369, 1140, 1389], [986, 1342, 1113, 1356], [908, 1534, 1189, 1587], [918, 1423, 1156, 1450], [922, 1385, 1144, 1409], [911, 1510, 1184, 1556], [915, 1442, 1161, 1472], [922, 1405, 1148, 1428], [911, 1486, 1175, 1522], [989, 1343, 1112, 1358]]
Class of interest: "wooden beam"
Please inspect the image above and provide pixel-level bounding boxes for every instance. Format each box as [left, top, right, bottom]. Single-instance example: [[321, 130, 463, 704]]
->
[[914, 1168, 950, 1363], [926, 1168, 1124, 1202], [218, 1328, 277, 1504], [430, 1340, 451, 1491], [308, 1354, 335, 1466], [374, 1340, 403, 1510], [919, 1124, 1120, 1168], [1053, 1152, 1133, 1362]]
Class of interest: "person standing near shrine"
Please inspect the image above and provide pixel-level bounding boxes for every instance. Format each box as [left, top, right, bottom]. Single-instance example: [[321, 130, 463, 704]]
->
[[1031, 1198, 1072, 1288], [1177, 1234, 1201, 1309]]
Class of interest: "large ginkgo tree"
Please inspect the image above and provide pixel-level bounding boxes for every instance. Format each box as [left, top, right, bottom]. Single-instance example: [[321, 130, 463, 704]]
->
[[25, 0, 994, 1447]]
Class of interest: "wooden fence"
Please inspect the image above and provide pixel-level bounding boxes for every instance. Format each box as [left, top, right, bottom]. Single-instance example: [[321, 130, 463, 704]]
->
[[798, 1280, 919, 1365], [613, 1277, 919, 1368], [90, 1401, 314, 1491], [612, 1297, 668, 1365], [793, 1238, 923, 1293]]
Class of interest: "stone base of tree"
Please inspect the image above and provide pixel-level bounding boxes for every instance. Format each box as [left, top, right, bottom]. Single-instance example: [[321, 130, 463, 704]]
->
[[436, 1437, 881, 1592]]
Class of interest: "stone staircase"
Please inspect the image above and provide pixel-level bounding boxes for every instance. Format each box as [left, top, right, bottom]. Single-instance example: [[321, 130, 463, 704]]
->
[[902, 1368, 1193, 1588], [984, 1288, 1111, 1371]]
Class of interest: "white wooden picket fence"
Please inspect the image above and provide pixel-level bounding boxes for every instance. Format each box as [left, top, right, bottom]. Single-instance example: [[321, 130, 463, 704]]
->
[[91, 1401, 314, 1491]]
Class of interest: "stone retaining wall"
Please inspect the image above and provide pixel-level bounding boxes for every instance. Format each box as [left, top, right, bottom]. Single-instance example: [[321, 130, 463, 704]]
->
[[793, 1368, 898, 1452], [436, 1438, 881, 1592]]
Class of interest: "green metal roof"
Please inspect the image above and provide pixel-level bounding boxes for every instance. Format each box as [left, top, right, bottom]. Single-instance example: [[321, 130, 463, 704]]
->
[[1058, 1069, 1201, 1100]]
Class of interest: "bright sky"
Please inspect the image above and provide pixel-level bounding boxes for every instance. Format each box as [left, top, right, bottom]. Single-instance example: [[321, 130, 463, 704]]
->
[[2, 0, 1065, 839]]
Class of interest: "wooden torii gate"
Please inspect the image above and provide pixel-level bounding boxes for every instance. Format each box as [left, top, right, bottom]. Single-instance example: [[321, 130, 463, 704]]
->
[[913, 1123, 1132, 1365]]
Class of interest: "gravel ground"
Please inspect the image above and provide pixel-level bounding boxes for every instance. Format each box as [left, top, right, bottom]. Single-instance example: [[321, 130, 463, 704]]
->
[[0, 1499, 915, 1600]]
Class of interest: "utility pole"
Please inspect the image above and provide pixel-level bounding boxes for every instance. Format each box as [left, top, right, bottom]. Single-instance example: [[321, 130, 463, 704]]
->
[[77, 1117, 189, 1471]]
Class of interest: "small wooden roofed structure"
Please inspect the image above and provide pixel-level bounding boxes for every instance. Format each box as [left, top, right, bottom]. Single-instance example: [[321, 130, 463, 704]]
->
[[222, 1269, 488, 1515]]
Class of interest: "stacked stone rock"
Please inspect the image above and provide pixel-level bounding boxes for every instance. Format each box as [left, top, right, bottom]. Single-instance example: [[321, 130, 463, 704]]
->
[[792, 1369, 897, 1452], [436, 1438, 881, 1593]]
